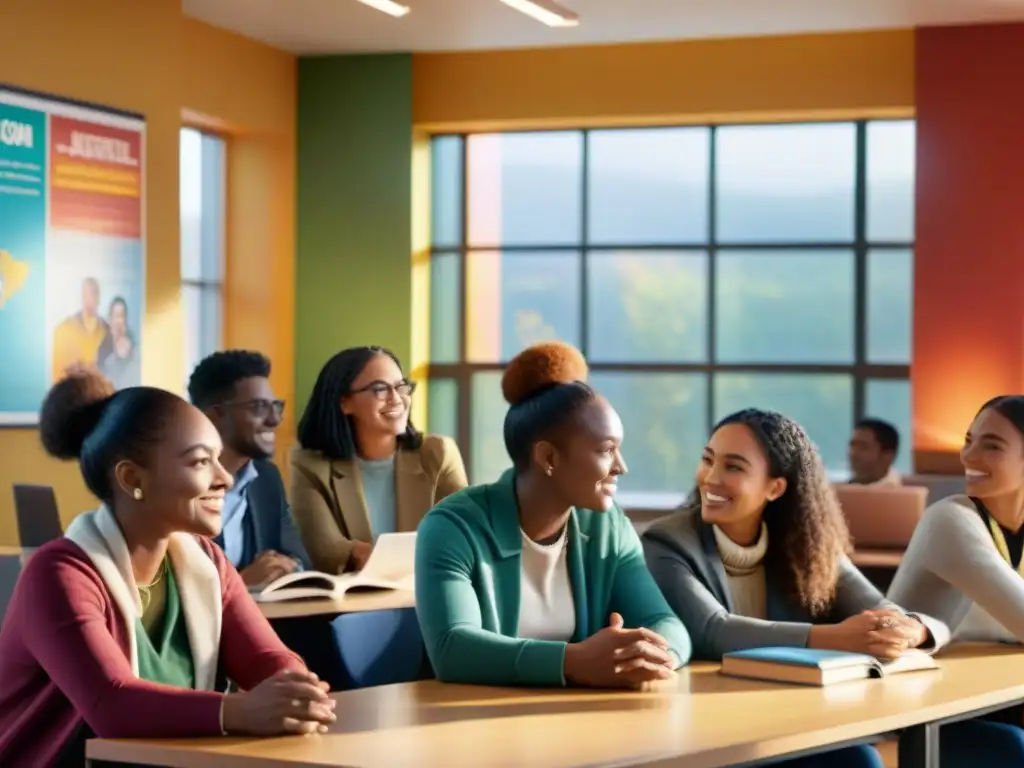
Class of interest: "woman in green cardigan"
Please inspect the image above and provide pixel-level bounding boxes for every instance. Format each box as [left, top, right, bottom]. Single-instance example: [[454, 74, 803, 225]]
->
[[415, 342, 691, 688]]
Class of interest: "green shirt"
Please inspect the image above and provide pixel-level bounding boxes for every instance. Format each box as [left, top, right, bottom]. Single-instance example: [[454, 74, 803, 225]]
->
[[414, 468, 692, 686], [135, 564, 195, 689]]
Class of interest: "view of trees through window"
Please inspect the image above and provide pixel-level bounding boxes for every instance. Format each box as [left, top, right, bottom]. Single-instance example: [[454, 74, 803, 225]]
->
[[426, 121, 915, 495]]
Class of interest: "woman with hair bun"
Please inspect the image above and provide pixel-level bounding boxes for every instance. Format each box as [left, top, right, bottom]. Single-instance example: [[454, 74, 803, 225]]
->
[[0, 373, 336, 767], [415, 342, 691, 688]]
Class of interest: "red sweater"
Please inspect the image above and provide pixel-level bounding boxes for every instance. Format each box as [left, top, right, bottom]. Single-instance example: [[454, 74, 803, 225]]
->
[[0, 537, 303, 767]]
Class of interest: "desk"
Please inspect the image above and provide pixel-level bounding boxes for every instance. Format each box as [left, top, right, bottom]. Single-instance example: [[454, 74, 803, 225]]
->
[[87, 645, 1024, 768], [259, 590, 415, 621]]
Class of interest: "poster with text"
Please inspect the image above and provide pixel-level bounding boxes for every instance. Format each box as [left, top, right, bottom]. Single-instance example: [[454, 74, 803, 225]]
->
[[0, 87, 145, 425]]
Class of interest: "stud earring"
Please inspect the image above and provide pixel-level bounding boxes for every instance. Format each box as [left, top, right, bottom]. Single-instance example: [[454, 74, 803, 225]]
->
[[133, 488, 144, 501], [545, 466, 554, 476]]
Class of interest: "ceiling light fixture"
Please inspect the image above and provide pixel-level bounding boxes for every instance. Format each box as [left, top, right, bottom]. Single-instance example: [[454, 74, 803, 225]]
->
[[356, 0, 410, 17], [499, 0, 579, 28]]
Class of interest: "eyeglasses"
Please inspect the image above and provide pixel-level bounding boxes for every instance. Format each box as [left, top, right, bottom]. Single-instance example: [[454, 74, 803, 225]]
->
[[221, 399, 286, 420], [350, 379, 417, 401]]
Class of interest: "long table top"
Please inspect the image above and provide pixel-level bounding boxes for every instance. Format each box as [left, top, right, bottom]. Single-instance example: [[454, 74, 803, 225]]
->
[[87, 644, 1024, 768]]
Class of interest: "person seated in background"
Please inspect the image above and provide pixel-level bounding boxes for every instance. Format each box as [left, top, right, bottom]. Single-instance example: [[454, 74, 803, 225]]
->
[[0, 373, 335, 767], [889, 395, 1024, 766], [415, 342, 691, 689], [643, 408, 946, 768], [290, 346, 466, 574], [188, 350, 310, 586], [848, 417, 902, 486]]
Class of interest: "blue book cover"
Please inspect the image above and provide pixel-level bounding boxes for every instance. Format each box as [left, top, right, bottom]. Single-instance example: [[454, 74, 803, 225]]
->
[[725, 647, 876, 668]]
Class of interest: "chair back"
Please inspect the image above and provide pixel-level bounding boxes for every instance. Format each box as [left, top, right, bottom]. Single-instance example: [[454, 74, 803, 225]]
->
[[12, 484, 63, 547], [0, 555, 22, 626], [330, 607, 426, 689], [833, 483, 928, 550]]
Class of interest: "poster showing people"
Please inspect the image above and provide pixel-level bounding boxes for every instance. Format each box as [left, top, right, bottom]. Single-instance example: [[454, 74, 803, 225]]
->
[[0, 86, 144, 425]]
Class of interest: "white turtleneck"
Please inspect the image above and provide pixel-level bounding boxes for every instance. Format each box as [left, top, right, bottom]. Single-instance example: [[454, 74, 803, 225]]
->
[[713, 523, 769, 620]]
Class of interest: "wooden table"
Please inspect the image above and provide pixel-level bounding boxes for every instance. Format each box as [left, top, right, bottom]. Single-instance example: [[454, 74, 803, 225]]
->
[[259, 590, 416, 620], [87, 644, 1024, 768]]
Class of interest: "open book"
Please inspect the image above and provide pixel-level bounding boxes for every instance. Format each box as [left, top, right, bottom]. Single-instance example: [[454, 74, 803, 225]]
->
[[720, 647, 938, 686], [250, 532, 417, 603]]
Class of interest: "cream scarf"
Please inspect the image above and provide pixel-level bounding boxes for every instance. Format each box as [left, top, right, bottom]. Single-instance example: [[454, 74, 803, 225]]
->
[[64, 505, 222, 690]]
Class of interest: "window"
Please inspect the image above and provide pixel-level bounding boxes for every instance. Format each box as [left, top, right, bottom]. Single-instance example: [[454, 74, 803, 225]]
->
[[179, 127, 226, 381], [428, 121, 915, 489]]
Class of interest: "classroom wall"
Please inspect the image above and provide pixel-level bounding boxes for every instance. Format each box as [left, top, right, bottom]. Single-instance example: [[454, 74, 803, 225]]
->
[[295, 55, 414, 417], [912, 23, 1024, 472], [0, 0, 295, 545], [412, 29, 914, 130]]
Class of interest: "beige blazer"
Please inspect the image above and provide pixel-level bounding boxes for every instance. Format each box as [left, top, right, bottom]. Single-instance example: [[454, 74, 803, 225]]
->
[[289, 434, 468, 574]]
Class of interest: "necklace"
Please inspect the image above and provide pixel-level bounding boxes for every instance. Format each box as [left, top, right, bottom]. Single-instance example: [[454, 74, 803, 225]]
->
[[137, 558, 168, 614]]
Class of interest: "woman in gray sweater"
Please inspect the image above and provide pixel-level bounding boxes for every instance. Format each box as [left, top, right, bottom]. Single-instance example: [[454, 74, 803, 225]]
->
[[888, 395, 1024, 765], [644, 409, 946, 768]]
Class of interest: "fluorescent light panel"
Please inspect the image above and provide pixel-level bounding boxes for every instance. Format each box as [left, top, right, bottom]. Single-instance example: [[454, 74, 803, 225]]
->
[[356, 0, 410, 17], [499, 0, 579, 27]]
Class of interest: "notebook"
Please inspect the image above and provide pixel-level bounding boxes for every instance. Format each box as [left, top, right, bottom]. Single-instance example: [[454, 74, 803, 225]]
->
[[250, 531, 417, 603], [720, 646, 938, 686]]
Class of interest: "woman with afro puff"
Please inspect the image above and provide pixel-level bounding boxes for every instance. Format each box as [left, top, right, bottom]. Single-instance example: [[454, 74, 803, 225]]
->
[[414, 341, 691, 689], [643, 408, 949, 768]]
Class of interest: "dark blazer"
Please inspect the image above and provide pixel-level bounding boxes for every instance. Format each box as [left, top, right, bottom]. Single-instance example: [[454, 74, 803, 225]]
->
[[290, 435, 468, 574], [213, 459, 311, 571], [642, 505, 911, 660]]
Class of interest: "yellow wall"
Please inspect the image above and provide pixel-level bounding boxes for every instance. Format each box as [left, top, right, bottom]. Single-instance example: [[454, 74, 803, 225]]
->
[[412, 29, 914, 130], [0, 0, 295, 545]]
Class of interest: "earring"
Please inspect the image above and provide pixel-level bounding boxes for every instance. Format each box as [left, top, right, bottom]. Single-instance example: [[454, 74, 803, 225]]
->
[[133, 488, 144, 501], [545, 466, 554, 477]]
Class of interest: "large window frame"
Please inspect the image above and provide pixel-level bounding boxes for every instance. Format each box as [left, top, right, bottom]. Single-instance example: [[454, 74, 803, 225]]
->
[[427, 120, 913, 485]]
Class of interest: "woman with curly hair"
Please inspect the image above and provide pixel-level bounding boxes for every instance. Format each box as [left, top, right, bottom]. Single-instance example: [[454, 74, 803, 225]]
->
[[642, 408, 948, 768], [415, 341, 691, 689]]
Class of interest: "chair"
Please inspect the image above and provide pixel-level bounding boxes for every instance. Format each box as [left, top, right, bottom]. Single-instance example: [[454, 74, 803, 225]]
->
[[12, 484, 63, 547], [330, 608, 426, 689], [0, 555, 22, 625]]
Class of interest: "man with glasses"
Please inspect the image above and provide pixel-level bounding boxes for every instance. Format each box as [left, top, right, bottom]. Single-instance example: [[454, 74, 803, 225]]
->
[[188, 350, 310, 587]]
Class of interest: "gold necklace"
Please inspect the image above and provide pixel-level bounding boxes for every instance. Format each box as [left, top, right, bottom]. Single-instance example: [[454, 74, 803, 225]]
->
[[137, 559, 167, 613]]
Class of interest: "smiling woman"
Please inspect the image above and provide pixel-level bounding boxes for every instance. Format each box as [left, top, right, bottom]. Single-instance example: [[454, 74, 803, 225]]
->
[[642, 407, 946, 768], [290, 346, 468, 574], [414, 341, 691, 689], [0, 372, 335, 767], [888, 395, 1024, 765]]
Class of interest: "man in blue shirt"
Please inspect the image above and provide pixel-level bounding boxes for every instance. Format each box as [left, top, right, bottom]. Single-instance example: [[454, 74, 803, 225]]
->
[[188, 350, 310, 586]]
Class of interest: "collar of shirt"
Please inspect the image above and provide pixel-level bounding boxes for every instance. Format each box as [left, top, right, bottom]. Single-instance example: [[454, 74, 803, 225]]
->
[[228, 460, 259, 499]]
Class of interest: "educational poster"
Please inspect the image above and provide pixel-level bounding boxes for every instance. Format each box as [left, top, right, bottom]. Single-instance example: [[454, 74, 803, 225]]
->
[[0, 87, 145, 425]]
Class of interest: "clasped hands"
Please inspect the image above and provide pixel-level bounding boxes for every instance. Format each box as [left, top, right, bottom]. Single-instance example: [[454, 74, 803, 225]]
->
[[810, 608, 929, 660], [222, 668, 338, 736], [563, 612, 677, 689]]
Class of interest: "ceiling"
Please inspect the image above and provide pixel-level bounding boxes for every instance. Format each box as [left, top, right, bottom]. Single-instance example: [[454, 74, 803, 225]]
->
[[182, 0, 1024, 54]]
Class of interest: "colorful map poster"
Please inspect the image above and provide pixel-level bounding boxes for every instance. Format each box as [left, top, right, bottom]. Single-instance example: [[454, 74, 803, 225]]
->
[[0, 87, 145, 425]]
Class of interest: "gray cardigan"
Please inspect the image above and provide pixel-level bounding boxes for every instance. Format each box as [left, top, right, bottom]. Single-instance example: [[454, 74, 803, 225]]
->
[[642, 506, 949, 660], [888, 495, 1024, 643]]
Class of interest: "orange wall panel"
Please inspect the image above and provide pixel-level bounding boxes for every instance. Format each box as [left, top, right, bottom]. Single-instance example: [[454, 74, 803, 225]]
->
[[913, 23, 1024, 459], [413, 30, 914, 130]]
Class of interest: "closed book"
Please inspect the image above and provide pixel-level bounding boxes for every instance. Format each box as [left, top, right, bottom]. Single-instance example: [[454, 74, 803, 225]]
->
[[720, 646, 938, 686]]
